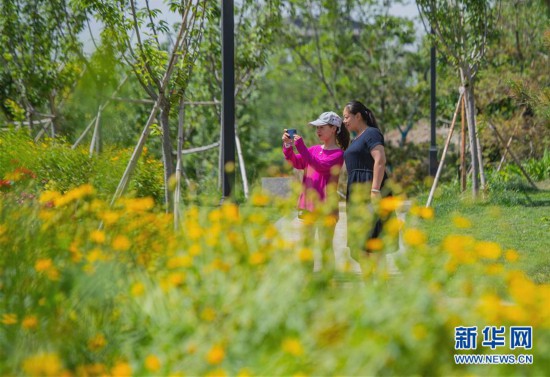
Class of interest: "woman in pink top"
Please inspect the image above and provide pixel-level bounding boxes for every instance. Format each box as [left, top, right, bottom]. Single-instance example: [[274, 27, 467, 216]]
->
[[282, 111, 350, 274]]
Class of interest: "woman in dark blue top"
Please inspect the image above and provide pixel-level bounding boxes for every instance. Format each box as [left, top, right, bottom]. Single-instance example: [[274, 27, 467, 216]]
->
[[343, 101, 388, 258]]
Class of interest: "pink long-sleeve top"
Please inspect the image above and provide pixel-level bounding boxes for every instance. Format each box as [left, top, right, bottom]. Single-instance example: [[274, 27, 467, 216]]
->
[[283, 138, 344, 213]]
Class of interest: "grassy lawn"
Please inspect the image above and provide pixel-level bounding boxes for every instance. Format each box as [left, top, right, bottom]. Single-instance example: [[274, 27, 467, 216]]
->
[[416, 180, 550, 284]]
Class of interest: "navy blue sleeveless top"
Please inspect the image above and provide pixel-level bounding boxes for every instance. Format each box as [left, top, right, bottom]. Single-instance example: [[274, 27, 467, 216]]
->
[[343, 127, 387, 200]]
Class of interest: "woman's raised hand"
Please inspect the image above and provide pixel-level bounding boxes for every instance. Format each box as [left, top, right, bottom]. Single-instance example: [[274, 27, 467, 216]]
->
[[282, 129, 292, 144]]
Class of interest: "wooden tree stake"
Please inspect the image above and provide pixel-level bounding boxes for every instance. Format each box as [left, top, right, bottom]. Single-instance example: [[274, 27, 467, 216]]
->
[[426, 91, 464, 208], [488, 121, 538, 190]]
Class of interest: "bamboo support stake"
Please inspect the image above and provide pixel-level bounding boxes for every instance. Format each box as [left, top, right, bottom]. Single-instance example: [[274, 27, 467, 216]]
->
[[496, 123, 519, 172], [72, 76, 129, 149], [110, 102, 160, 207], [172, 142, 220, 155], [488, 121, 538, 190], [476, 134, 486, 191], [426, 92, 464, 208], [89, 108, 102, 156], [235, 131, 249, 199], [33, 120, 52, 142]]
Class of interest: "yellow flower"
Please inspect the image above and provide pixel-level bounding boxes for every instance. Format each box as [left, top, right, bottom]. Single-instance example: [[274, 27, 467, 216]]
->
[[131, 282, 145, 297], [77, 363, 106, 376], [508, 271, 536, 306], [145, 354, 161, 372], [124, 197, 155, 212], [208, 209, 222, 222], [300, 211, 316, 226], [323, 215, 338, 227], [167, 255, 193, 269], [412, 324, 428, 340], [505, 249, 520, 262], [90, 230, 106, 244], [485, 264, 504, 275], [100, 211, 120, 225], [88, 248, 108, 263], [237, 368, 253, 377], [442, 235, 477, 264], [263, 225, 278, 239], [503, 304, 528, 323], [452, 215, 472, 228], [251, 192, 270, 206], [188, 224, 203, 240], [282, 337, 304, 356], [1, 313, 17, 325], [88, 333, 107, 351], [210, 259, 230, 272], [221, 203, 239, 222], [384, 217, 404, 236], [55, 184, 95, 206], [206, 345, 225, 365], [403, 228, 427, 247], [477, 293, 503, 323], [475, 241, 501, 259], [35, 258, 53, 272], [298, 248, 314, 262], [39, 190, 60, 205], [249, 252, 266, 265], [0, 224, 7, 243], [111, 361, 132, 377], [112, 235, 131, 251], [189, 243, 202, 256], [22, 353, 63, 377], [206, 369, 227, 377], [365, 238, 384, 252], [379, 196, 403, 215], [201, 307, 217, 322], [167, 272, 186, 286], [419, 206, 434, 220], [22, 315, 38, 330]]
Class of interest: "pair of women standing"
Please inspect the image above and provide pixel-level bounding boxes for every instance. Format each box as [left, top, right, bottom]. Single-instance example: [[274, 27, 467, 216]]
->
[[282, 100, 388, 273]]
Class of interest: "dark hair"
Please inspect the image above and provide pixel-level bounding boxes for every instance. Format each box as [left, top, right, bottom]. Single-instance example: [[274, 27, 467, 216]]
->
[[335, 121, 350, 151], [345, 100, 379, 129]]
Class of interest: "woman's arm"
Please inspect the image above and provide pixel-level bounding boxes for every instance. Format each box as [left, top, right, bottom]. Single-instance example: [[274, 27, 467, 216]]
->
[[283, 145, 307, 169], [370, 145, 386, 197], [282, 130, 307, 169], [294, 138, 343, 174]]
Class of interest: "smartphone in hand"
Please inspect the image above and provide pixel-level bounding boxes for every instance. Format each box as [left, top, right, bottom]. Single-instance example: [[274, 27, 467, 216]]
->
[[287, 129, 297, 139]]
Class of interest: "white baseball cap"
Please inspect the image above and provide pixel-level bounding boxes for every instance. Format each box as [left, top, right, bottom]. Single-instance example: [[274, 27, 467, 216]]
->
[[308, 111, 342, 128]]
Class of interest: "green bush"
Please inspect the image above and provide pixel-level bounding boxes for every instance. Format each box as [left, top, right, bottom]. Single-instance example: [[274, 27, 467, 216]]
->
[[0, 130, 165, 202]]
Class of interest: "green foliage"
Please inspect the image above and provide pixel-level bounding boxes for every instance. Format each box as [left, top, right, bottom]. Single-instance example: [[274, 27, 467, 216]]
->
[[274, 0, 425, 131], [417, 0, 499, 67], [0, 0, 86, 123], [0, 130, 164, 202]]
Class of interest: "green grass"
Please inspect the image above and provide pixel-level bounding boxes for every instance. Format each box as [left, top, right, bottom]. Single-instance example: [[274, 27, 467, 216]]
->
[[416, 180, 550, 284]]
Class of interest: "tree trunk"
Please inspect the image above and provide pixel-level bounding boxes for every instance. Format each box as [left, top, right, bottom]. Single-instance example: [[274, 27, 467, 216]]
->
[[460, 66, 480, 198], [460, 94, 467, 191], [174, 98, 185, 230], [160, 99, 174, 212]]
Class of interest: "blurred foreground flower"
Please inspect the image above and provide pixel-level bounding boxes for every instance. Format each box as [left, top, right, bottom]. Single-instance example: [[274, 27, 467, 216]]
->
[[22, 353, 63, 377], [206, 345, 225, 365], [282, 337, 304, 357]]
